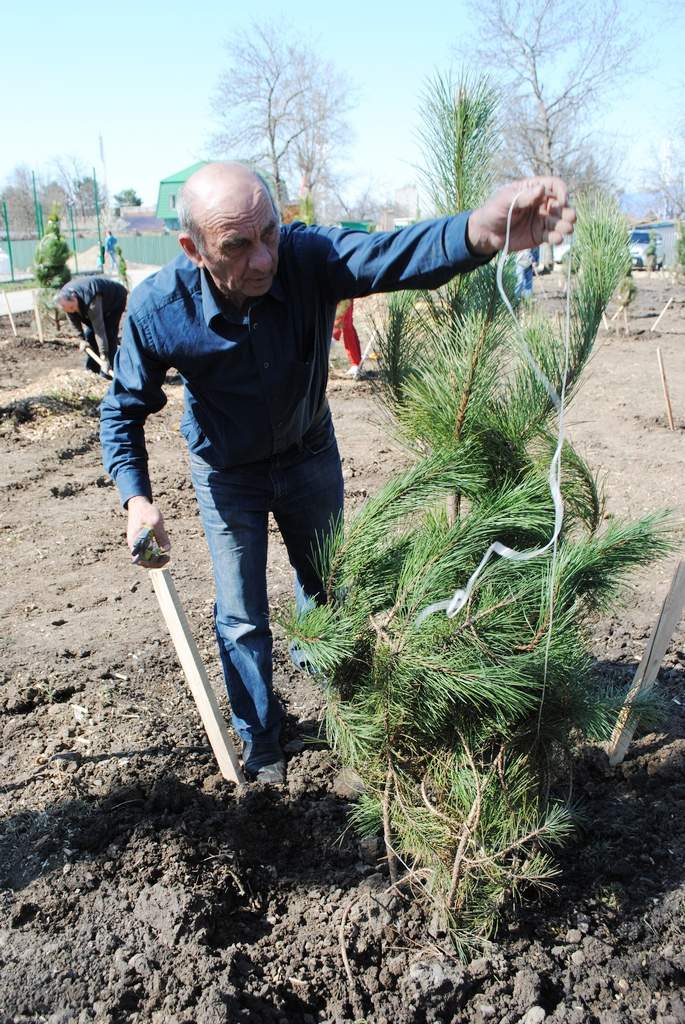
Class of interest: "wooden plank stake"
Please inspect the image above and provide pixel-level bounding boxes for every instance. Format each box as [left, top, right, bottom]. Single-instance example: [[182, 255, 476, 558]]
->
[[651, 295, 673, 332], [656, 347, 675, 430], [622, 307, 629, 335], [3, 290, 17, 337], [610, 305, 623, 322], [609, 560, 685, 766], [33, 291, 44, 343], [149, 568, 245, 785], [602, 312, 609, 332]]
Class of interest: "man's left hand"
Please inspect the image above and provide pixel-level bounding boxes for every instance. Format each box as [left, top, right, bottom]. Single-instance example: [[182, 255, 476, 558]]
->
[[467, 177, 576, 257]]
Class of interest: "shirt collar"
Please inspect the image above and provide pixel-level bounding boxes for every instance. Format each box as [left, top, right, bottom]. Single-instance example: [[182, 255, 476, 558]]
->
[[200, 268, 286, 328]]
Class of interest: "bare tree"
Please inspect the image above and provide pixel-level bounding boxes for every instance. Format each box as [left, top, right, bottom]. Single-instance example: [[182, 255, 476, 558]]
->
[[461, 0, 637, 192], [210, 20, 353, 208], [329, 179, 389, 224], [1, 165, 37, 233], [50, 154, 89, 208], [290, 63, 353, 198], [648, 155, 685, 219]]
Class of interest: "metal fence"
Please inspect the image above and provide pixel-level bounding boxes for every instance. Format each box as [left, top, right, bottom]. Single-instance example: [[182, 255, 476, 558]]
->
[[1, 233, 182, 276]]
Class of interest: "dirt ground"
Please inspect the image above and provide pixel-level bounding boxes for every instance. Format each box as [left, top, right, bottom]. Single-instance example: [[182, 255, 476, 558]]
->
[[1, 272, 684, 1024]]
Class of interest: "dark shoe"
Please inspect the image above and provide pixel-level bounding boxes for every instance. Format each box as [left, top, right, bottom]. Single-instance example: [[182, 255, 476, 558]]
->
[[242, 739, 286, 784], [253, 759, 286, 785]]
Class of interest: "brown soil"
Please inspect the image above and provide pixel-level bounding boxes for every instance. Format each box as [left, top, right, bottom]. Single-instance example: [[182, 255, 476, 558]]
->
[[1, 274, 684, 1024]]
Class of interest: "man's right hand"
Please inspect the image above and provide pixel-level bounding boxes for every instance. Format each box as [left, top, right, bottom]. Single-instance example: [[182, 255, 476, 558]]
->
[[126, 496, 171, 568]]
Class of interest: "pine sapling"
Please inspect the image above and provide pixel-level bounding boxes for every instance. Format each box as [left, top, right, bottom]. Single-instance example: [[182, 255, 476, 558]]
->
[[116, 245, 130, 290], [34, 205, 72, 330], [676, 221, 685, 278], [34, 205, 71, 290], [285, 76, 672, 944]]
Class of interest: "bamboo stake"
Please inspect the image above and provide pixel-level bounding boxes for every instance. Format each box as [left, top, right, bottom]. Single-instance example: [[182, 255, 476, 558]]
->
[[656, 347, 675, 430], [3, 290, 17, 337], [149, 568, 245, 784], [33, 291, 44, 343], [651, 295, 673, 332], [609, 561, 685, 766]]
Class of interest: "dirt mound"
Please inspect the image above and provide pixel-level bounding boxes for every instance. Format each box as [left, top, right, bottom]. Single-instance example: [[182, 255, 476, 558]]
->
[[1, 281, 685, 1023]]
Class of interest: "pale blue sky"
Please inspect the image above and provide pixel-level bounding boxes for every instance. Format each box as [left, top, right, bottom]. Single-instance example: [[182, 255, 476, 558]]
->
[[1, 0, 682, 208]]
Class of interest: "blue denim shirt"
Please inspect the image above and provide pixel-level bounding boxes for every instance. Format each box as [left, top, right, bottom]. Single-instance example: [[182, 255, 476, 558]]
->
[[100, 214, 489, 506]]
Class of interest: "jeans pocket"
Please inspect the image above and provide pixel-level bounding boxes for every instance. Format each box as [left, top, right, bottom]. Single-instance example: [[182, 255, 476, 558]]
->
[[303, 434, 335, 457]]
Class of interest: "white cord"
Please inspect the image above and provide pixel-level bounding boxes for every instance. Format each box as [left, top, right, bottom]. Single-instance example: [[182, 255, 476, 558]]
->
[[416, 192, 573, 626]]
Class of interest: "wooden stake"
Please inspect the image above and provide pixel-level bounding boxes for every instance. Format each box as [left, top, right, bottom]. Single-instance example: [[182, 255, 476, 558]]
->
[[622, 307, 629, 335], [532, 263, 548, 299], [602, 312, 609, 332], [357, 338, 375, 373], [149, 568, 245, 784], [3, 290, 17, 337], [651, 295, 673, 332], [609, 561, 685, 766], [33, 291, 44, 343], [656, 347, 675, 430], [610, 305, 623, 322]]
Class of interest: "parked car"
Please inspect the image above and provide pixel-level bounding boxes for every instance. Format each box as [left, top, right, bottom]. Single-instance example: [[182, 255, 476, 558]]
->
[[630, 230, 664, 270]]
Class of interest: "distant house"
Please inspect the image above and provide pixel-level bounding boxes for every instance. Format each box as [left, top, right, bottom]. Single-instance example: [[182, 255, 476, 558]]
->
[[156, 161, 208, 230], [118, 206, 165, 233]]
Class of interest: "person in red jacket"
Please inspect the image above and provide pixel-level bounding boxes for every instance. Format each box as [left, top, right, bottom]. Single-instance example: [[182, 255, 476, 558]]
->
[[332, 297, 362, 377]]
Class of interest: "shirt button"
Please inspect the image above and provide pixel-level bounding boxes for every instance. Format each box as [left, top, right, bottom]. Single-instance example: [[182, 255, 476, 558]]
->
[[263, 361, 270, 369]]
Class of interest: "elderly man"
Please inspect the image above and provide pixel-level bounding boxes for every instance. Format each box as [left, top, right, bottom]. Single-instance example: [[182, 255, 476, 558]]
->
[[100, 162, 575, 783], [57, 276, 128, 376]]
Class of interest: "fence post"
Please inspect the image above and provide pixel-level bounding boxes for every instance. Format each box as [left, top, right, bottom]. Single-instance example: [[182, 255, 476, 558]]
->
[[67, 204, 79, 274], [93, 169, 103, 270], [2, 201, 15, 282], [31, 171, 43, 239]]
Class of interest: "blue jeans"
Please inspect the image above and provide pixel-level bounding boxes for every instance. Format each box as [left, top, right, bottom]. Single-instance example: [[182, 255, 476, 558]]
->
[[515, 263, 534, 298], [190, 438, 344, 770]]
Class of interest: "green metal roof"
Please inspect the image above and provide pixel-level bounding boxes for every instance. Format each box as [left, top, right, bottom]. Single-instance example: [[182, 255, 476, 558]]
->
[[156, 161, 208, 221], [339, 220, 375, 232]]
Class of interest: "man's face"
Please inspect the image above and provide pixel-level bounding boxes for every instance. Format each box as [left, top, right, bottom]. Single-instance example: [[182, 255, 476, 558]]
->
[[182, 185, 280, 307], [59, 296, 79, 314]]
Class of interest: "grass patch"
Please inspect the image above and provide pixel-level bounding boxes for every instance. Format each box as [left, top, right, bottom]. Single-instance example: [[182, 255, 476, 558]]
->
[[0, 278, 36, 292]]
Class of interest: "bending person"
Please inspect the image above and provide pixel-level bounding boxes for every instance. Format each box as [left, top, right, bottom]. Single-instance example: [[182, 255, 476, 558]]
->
[[57, 276, 128, 377]]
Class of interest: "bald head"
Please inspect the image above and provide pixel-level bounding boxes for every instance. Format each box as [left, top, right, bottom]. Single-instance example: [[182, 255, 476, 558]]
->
[[177, 162, 277, 254], [176, 161, 281, 309]]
